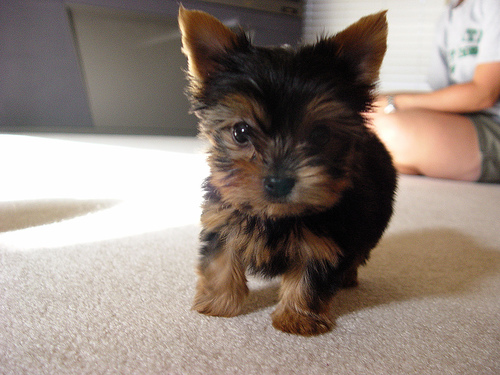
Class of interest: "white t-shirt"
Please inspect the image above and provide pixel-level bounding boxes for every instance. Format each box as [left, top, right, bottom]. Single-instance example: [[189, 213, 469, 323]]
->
[[428, 0, 500, 121]]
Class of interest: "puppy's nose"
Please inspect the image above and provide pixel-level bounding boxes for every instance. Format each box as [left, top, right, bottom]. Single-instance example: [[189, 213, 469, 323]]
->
[[263, 176, 296, 198]]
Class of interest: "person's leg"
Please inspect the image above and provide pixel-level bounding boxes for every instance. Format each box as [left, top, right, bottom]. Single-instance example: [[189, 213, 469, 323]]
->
[[367, 109, 481, 181]]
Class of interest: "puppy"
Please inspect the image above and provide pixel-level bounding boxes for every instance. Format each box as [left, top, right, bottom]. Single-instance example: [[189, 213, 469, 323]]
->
[[179, 6, 397, 335]]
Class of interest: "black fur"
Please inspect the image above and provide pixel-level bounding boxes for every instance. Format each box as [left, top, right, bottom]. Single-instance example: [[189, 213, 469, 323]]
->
[[180, 7, 396, 335]]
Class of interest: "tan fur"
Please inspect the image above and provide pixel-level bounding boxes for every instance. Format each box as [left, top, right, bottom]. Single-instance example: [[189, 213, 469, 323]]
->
[[179, 7, 393, 336], [197, 90, 356, 218], [200, 200, 234, 234], [207, 135, 351, 219], [299, 229, 341, 264], [271, 266, 332, 336], [192, 245, 249, 317], [331, 11, 388, 84], [302, 95, 357, 127], [178, 5, 238, 83]]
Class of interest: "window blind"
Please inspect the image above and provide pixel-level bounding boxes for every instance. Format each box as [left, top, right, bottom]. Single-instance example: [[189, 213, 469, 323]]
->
[[303, 0, 447, 92]]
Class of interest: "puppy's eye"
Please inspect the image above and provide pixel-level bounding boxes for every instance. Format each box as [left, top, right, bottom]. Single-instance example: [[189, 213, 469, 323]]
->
[[309, 125, 331, 147], [233, 122, 251, 144]]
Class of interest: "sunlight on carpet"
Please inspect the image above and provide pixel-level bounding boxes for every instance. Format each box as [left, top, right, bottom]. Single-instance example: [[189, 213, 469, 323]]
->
[[0, 134, 208, 249]]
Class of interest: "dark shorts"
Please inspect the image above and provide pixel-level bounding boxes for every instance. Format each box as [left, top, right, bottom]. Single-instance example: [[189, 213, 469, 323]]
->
[[468, 113, 500, 183]]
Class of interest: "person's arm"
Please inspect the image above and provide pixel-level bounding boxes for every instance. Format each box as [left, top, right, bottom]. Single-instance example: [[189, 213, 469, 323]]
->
[[392, 61, 500, 113], [373, 61, 500, 114]]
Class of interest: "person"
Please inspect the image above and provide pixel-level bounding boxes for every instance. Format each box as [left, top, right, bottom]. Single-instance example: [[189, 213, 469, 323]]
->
[[367, 0, 500, 182]]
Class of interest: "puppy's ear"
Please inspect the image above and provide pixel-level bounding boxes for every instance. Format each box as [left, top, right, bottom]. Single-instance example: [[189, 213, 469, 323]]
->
[[178, 6, 242, 82], [331, 11, 388, 85]]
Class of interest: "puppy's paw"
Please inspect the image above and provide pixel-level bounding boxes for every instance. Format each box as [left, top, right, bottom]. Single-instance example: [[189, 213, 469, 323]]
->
[[192, 284, 248, 317], [271, 305, 332, 336]]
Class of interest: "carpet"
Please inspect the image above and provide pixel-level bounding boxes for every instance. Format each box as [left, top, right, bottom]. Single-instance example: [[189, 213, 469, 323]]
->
[[1, 134, 499, 374]]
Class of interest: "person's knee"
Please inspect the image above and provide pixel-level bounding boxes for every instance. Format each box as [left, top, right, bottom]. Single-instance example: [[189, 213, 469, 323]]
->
[[370, 114, 422, 174], [370, 114, 405, 149]]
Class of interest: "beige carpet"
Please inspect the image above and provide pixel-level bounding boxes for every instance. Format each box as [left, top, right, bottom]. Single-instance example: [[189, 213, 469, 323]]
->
[[1, 134, 499, 374]]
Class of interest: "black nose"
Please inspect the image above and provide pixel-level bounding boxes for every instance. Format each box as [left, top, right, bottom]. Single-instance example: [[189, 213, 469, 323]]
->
[[263, 176, 296, 198]]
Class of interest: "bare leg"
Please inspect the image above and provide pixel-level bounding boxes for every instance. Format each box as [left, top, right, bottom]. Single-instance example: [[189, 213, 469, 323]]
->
[[367, 109, 481, 181]]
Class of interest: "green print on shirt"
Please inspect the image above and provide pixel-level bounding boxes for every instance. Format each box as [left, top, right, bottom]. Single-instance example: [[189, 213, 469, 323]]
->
[[458, 45, 479, 58], [462, 28, 483, 43], [449, 28, 482, 74]]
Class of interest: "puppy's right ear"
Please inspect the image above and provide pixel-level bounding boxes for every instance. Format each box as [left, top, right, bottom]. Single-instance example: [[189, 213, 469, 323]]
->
[[178, 6, 241, 82]]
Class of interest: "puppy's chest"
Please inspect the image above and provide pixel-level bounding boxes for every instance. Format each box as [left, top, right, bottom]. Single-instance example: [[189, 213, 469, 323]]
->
[[235, 217, 298, 274], [202, 202, 341, 275]]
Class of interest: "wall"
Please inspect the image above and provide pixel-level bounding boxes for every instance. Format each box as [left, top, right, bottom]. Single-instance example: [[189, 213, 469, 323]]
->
[[303, 0, 447, 92]]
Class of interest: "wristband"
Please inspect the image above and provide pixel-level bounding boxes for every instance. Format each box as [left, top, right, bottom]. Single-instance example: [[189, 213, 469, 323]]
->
[[384, 95, 397, 114]]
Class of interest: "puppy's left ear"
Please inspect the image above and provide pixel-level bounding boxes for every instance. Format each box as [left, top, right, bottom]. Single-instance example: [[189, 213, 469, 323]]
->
[[332, 11, 388, 85], [178, 6, 243, 83]]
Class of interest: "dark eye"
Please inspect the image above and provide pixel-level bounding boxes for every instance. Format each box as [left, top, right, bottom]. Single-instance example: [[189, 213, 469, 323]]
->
[[309, 125, 331, 147], [233, 122, 251, 144]]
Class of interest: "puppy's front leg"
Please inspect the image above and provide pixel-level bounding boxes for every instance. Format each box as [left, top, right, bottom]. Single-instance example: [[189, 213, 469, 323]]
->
[[271, 262, 337, 336], [193, 239, 249, 317]]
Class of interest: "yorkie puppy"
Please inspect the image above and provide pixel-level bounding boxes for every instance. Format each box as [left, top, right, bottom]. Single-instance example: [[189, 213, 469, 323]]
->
[[179, 6, 397, 335]]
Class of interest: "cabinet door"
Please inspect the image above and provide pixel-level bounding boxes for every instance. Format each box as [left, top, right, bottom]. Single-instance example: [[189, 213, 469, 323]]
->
[[69, 4, 197, 134]]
